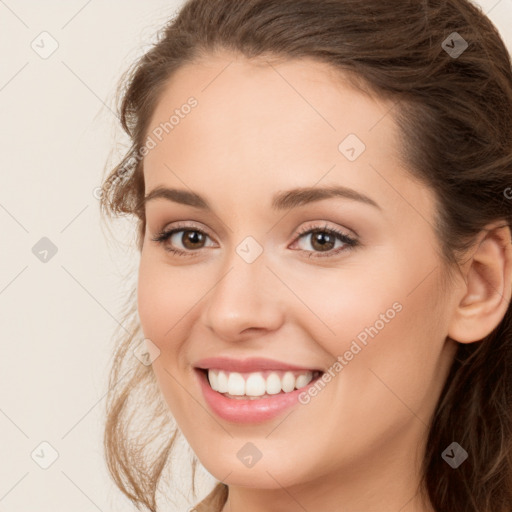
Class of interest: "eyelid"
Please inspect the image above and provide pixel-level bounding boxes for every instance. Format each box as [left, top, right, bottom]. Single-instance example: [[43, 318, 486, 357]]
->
[[291, 221, 357, 241], [160, 220, 216, 241]]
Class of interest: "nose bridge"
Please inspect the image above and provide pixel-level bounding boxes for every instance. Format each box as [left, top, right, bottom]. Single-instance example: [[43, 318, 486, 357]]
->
[[201, 240, 284, 340]]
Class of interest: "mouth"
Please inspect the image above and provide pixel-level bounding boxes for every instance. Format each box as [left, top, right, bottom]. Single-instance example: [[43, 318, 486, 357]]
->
[[196, 367, 325, 400], [192, 356, 328, 423]]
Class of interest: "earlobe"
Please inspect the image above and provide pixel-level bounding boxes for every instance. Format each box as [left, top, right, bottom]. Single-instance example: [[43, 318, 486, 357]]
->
[[447, 222, 512, 344]]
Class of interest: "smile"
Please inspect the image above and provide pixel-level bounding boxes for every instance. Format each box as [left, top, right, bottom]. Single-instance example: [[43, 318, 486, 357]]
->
[[206, 369, 323, 399], [194, 367, 325, 423]]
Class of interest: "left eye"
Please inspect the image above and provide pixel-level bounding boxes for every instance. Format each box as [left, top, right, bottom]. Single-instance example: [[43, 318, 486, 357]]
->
[[291, 226, 358, 257]]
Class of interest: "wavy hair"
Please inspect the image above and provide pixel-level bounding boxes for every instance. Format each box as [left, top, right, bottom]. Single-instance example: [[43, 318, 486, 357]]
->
[[100, 1, 512, 510]]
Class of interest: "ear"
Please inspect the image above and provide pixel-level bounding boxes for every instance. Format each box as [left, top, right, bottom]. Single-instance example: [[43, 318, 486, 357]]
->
[[448, 222, 512, 344]]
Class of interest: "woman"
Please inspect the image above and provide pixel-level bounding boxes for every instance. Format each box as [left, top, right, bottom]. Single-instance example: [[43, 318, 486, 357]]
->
[[100, 1, 512, 511]]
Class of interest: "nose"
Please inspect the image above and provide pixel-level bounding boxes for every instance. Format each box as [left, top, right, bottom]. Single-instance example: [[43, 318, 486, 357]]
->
[[200, 252, 285, 342]]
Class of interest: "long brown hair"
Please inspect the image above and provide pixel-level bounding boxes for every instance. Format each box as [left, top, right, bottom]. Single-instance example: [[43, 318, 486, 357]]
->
[[100, 1, 512, 510]]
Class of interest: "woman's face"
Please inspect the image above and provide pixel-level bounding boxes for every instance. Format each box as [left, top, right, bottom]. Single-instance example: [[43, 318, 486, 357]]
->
[[138, 52, 460, 494]]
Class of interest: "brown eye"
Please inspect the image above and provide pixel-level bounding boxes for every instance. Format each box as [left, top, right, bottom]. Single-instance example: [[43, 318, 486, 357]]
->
[[307, 230, 337, 252], [180, 230, 206, 249], [291, 224, 359, 258], [151, 225, 216, 256]]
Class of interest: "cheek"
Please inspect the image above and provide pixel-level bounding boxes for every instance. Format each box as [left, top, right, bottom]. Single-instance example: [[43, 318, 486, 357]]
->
[[276, 259, 403, 352], [285, 250, 446, 382], [137, 256, 200, 421], [283, 271, 447, 468], [137, 256, 194, 349]]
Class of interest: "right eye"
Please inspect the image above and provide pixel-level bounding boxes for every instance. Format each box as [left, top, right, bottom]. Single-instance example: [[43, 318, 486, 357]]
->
[[151, 224, 216, 256]]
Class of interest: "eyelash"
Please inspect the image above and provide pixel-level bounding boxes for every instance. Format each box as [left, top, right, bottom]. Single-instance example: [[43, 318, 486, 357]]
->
[[150, 222, 359, 259]]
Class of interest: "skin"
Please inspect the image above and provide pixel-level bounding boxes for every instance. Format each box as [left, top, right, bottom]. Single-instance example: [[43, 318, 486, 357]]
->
[[137, 51, 512, 512]]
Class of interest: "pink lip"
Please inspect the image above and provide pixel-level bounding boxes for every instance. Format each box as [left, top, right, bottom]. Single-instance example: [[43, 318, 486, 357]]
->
[[194, 356, 322, 373], [195, 368, 322, 423]]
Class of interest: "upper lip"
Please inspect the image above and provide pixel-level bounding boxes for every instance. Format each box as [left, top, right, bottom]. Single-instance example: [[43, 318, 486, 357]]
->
[[194, 356, 323, 373]]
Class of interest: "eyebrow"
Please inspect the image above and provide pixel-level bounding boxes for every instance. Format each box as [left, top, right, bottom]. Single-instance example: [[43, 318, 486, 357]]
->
[[142, 185, 381, 211]]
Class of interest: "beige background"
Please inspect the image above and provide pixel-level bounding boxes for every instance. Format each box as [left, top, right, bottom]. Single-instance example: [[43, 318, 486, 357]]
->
[[1, 1, 511, 511]]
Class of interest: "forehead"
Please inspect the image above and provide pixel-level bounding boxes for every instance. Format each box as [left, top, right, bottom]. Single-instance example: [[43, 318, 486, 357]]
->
[[142, 52, 434, 223], [145, 53, 398, 161]]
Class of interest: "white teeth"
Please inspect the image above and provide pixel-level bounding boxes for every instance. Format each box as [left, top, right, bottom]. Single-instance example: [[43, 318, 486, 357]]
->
[[266, 372, 282, 395], [295, 373, 312, 388], [281, 371, 296, 392], [245, 372, 266, 396], [208, 370, 219, 391], [217, 370, 228, 393], [227, 372, 245, 395], [206, 369, 315, 398]]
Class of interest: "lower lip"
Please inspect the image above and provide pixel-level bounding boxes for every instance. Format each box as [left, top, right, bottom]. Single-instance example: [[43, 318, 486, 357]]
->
[[195, 369, 322, 424]]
